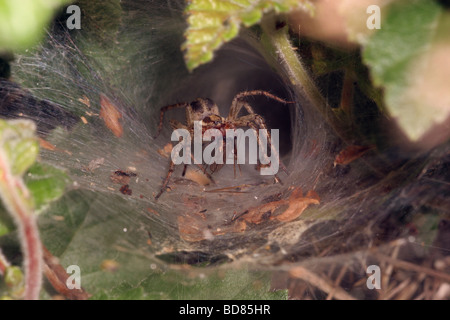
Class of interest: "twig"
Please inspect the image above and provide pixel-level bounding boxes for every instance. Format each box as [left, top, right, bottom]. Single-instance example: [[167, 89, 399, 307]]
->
[[289, 266, 356, 300], [205, 184, 254, 193], [381, 242, 402, 298], [326, 264, 348, 300], [373, 253, 450, 283], [383, 279, 411, 300], [42, 246, 90, 300]]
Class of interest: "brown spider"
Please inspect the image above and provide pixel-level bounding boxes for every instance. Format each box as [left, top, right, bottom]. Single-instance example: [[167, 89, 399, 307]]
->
[[154, 90, 292, 199]]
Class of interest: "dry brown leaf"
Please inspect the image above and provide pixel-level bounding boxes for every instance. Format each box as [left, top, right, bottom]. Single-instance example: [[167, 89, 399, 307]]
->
[[241, 200, 287, 224], [334, 144, 375, 166], [272, 188, 320, 222], [39, 137, 73, 156], [237, 187, 320, 224], [39, 137, 56, 151], [99, 93, 123, 138]]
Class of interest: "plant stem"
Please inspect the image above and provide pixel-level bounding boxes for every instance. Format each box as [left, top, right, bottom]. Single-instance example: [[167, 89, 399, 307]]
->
[[0, 249, 11, 275], [0, 150, 42, 300], [259, 15, 346, 140]]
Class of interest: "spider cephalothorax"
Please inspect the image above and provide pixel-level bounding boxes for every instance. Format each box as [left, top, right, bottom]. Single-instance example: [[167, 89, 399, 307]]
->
[[154, 90, 292, 199]]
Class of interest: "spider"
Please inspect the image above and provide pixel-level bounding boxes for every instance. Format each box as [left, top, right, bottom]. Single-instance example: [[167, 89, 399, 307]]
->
[[153, 90, 293, 199]]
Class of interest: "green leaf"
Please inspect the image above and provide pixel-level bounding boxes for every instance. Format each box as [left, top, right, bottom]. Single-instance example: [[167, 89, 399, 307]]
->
[[0, 119, 39, 176], [182, 0, 314, 71], [25, 162, 70, 213], [36, 189, 288, 300], [363, 0, 450, 141], [0, 0, 72, 51], [92, 268, 288, 300], [4, 266, 24, 298], [0, 221, 9, 237]]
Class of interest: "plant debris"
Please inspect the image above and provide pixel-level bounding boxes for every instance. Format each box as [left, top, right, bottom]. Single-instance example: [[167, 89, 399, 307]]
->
[[236, 187, 320, 224], [110, 169, 137, 185], [84, 157, 104, 173], [183, 167, 212, 186], [157, 142, 173, 159], [334, 145, 375, 167], [178, 211, 246, 242], [119, 184, 132, 195], [99, 93, 123, 138]]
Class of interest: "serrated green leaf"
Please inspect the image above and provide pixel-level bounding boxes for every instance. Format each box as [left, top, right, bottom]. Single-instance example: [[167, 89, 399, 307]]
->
[[183, 0, 314, 71], [363, 0, 450, 141]]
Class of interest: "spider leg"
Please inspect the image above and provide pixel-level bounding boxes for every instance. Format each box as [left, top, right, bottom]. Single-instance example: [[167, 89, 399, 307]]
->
[[247, 121, 285, 184], [233, 109, 289, 176], [227, 91, 291, 177], [169, 119, 189, 131], [155, 160, 175, 200], [227, 90, 293, 120], [154, 102, 190, 138], [233, 137, 242, 179], [156, 153, 215, 200]]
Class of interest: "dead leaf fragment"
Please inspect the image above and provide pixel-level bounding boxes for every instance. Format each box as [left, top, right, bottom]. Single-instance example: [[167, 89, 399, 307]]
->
[[184, 167, 211, 186], [39, 137, 73, 156], [157, 143, 173, 159], [100, 260, 120, 273], [86, 157, 104, 172], [241, 200, 287, 224], [146, 207, 160, 216], [39, 137, 56, 151], [334, 145, 375, 166], [80, 116, 88, 124], [272, 188, 320, 222], [237, 188, 320, 224], [100, 93, 123, 138], [78, 95, 91, 107], [178, 210, 246, 242], [110, 170, 136, 185], [119, 184, 132, 195]]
